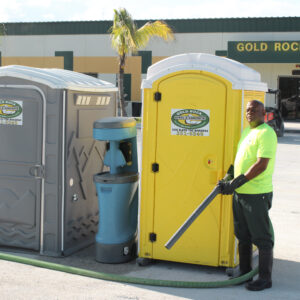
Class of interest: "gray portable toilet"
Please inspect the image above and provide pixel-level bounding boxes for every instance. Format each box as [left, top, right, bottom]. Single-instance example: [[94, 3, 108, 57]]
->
[[0, 65, 118, 256]]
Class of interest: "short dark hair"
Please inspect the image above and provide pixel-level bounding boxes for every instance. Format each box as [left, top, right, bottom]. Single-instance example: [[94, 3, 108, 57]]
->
[[248, 100, 264, 108]]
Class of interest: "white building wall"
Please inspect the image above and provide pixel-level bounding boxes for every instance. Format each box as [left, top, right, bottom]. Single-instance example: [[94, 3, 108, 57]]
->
[[248, 63, 296, 89], [0, 35, 114, 56], [145, 32, 300, 56], [247, 63, 296, 106], [97, 74, 116, 85], [2, 31, 300, 57], [1, 29, 300, 107]]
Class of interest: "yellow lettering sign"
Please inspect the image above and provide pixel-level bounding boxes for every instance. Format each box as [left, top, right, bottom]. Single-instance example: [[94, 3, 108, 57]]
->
[[234, 41, 300, 55], [291, 42, 299, 51], [274, 42, 299, 52], [254, 43, 259, 52], [245, 43, 253, 51], [274, 43, 281, 51], [282, 42, 290, 51], [236, 42, 269, 52], [237, 43, 244, 51], [261, 42, 268, 51]]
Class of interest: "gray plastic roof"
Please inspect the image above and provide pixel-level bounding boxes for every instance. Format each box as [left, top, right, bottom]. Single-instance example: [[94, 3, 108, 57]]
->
[[0, 65, 118, 92]]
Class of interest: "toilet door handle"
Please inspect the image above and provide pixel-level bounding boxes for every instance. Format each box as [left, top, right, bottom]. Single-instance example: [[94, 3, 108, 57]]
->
[[29, 165, 45, 179]]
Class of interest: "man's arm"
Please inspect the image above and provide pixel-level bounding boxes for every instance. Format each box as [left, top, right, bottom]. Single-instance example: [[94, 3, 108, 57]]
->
[[244, 157, 270, 180], [218, 157, 270, 195]]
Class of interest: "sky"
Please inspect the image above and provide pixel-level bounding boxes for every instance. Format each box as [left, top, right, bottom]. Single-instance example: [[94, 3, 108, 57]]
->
[[0, 0, 299, 23]]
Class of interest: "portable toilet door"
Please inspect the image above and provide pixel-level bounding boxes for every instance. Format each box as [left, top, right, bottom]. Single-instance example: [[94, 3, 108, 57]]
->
[[139, 53, 267, 267], [0, 85, 45, 251]]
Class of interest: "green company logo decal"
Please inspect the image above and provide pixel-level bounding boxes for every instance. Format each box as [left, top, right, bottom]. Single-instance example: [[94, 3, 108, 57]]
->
[[171, 109, 209, 129], [0, 100, 22, 119]]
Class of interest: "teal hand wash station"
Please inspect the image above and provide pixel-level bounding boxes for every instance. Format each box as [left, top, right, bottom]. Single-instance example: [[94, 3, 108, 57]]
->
[[93, 117, 139, 263]]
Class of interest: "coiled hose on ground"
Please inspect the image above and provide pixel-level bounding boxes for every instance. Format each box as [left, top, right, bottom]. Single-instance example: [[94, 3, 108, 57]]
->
[[0, 252, 257, 288]]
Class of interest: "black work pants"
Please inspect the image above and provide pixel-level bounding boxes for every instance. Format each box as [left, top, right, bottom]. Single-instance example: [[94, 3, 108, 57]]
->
[[233, 192, 274, 250]]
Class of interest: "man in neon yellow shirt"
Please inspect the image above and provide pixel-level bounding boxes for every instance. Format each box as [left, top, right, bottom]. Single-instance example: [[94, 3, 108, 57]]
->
[[218, 100, 277, 291]]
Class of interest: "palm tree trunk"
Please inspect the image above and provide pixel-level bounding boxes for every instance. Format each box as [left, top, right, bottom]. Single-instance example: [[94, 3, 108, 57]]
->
[[118, 54, 127, 116]]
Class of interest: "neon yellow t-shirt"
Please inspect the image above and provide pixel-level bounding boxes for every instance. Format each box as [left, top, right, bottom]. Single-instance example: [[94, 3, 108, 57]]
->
[[234, 123, 277, 194]]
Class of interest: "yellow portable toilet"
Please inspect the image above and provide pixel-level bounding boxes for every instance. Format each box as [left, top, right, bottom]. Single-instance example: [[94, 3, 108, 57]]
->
[[138, 53, 267, 268]]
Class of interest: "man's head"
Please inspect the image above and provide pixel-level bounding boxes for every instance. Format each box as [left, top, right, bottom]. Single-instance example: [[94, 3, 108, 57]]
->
[[246, 100, 265, 128]]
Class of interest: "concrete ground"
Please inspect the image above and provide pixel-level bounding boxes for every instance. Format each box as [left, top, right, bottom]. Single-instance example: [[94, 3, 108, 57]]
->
[[0, 123, 300, 300]]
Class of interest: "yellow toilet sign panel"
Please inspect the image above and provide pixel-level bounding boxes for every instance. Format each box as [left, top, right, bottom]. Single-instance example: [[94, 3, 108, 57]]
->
[[171, 109, 210, 136]]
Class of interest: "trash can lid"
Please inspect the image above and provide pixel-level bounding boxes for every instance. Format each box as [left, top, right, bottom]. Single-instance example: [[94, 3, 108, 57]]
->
[[94, 172, 139, 184], [94, 117, 136, 129]]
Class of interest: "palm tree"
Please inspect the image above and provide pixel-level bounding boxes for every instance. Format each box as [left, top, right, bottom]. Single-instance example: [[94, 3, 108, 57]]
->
[[110, 8, 174, 116], [0, 24, 5, 35]]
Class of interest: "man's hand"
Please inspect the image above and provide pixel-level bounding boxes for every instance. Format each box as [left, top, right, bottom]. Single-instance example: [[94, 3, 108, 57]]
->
[[218, 174, 249, 195]]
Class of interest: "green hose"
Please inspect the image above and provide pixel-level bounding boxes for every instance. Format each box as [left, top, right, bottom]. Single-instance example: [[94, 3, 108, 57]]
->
[[0, 252, 257, 288]]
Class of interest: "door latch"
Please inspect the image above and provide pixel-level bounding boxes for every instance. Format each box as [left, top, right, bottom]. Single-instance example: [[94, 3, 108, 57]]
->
[[29, 165, 45, 179], [149, 232, 157, 242], [152, 163, 159, 173]]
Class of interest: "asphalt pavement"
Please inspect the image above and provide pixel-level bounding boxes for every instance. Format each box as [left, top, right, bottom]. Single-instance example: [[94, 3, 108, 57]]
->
[[0, 123, 300, 300]]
